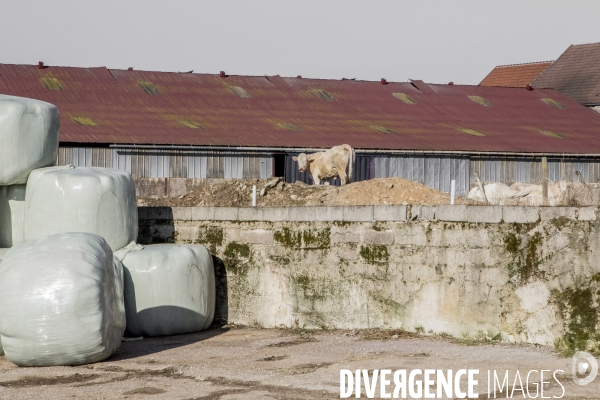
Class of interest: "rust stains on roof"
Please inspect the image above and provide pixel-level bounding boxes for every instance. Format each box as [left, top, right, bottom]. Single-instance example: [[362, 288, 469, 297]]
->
[[532, 42, 600, 106], [480, 61, 552, 88], [1, 63, 600, 154]]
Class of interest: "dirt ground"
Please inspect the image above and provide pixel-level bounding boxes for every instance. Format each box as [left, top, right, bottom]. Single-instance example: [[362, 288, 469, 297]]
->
[[138, 177, 473, 208], [0, 327, 598, 399]]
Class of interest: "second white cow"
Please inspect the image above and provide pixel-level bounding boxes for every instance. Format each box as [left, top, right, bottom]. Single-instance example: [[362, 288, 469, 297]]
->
[[293, 144, 355, 185]]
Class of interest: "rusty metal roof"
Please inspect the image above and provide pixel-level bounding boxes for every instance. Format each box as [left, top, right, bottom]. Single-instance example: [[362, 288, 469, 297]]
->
[[480, 61, 552, 88], [532, 42, 600, 106], [2, 63, 600, 154]]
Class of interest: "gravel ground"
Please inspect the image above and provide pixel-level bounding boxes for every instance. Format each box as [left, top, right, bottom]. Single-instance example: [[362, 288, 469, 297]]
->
[[0, 327, 598, 399]]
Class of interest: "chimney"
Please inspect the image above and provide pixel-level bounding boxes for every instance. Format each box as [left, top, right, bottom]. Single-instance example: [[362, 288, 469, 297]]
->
[[448, 82, 454, 85], [38, 61, 44, 69], [297, 75, 302, 79], [380, 78, 387, 85], [127, 67, 133, 71], [220, 71, 226, 78], [526, 84, 534, 91]]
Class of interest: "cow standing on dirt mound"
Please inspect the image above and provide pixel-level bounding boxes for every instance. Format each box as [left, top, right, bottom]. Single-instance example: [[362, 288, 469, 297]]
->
[[293, 144, 355, 185]]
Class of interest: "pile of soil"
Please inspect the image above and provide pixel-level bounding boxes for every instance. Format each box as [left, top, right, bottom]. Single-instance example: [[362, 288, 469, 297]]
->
[[138, 177, 470, 207]]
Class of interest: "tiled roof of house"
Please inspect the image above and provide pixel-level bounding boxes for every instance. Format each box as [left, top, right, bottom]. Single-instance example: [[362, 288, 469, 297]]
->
[[532, 42, 600, 105], [480, 61, 552, 88]]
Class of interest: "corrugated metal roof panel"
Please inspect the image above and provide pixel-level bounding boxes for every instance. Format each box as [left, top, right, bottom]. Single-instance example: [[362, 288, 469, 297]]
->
[[2, 63, 600, 154]]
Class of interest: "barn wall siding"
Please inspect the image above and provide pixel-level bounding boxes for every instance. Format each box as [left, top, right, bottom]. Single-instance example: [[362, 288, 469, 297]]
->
[[469, 156, 600, 187], [57, 147, 600, 196], [58, 148, 274, 180]]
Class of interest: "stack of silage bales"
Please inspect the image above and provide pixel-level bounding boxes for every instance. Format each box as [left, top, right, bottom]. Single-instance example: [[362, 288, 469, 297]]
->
[[0, 95, 215, 366]]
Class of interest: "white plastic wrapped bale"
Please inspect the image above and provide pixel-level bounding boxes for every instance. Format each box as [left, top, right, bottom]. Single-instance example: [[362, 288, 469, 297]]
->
[[0, 233, 126, 366], [24, 166, 138, 251], [0, 185, 26, 247], [0, 248, 8, 261], [0, 95, 59, 185], [119, 244, 215, 337]]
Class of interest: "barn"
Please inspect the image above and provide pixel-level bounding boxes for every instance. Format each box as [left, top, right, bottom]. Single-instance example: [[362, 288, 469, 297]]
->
[[2, 63, 600, 196]]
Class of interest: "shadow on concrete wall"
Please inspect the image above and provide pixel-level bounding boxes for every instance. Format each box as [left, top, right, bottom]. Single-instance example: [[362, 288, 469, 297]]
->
[[137, 207, 175, 244], [212, 255, 228, 326]]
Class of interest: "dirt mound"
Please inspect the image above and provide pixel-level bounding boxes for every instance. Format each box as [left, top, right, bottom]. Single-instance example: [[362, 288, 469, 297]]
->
[[138, 177, 470, 207]]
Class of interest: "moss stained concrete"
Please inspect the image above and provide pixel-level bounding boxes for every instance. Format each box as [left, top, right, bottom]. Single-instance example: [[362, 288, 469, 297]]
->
[[138, 209, 600, 350]]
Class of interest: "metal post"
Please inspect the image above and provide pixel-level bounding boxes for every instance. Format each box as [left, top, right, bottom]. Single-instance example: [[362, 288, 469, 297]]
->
[[252, 185, 257, 207], [450, 180, 456, 205], [542, 157, 548, 206], [474, 172, 488, 203]]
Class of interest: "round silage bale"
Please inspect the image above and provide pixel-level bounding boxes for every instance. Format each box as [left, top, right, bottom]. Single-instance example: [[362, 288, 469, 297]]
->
[[24, 166, 138, 251], [0, 95, 59, 185], [120, 244, 215, 337], [0, 233, 126, 366]]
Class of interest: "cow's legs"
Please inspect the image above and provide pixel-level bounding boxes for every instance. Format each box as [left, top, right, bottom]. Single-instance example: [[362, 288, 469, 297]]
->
[[338, 171, 348, 185]]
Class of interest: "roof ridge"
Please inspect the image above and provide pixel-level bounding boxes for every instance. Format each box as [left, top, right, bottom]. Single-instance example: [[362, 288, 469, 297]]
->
[[570, 41, 600, 47], [495, 61, 553, 68]]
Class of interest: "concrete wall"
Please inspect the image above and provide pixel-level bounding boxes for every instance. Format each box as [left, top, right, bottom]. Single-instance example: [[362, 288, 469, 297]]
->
[[138, 205, 600, 350], [134, 178, 227, 197]]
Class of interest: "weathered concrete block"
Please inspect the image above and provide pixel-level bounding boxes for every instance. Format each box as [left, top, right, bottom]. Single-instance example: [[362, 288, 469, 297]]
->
[[436, 205, 466, 222], [145, 207, 174, 221], [175, 226, 200, 243], [215, 207, 239, 221], [226, 228, 246, 242], [171, 207, 192, 221], [578, 207, 597, 221], [336, 246, 359, 260], [467, 206, 502, 223], [137, 207, 150, 220], [502, 206, 540, 223], [239, 207, 262, 221], [288, 207, 317, 221], [343, 206, 373, 222], [313, 207, 344, 221], [262, 207, 289, 222], [363, 230, 394, 245], [331, 232, 360, 243], [246, 229, 274, 244], [191, 207, 215, 221], [167, 179, 188, 197], [373, 205, 407, 222], [540, 207, 577, 221], [412, 205, 436, 221]]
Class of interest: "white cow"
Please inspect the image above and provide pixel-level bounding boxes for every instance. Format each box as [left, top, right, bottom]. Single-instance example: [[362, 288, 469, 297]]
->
[[467, 183, 530, 205], [293, 144, 355, 185], [468, 181, 569, 206], [510, 182, 568, 206]]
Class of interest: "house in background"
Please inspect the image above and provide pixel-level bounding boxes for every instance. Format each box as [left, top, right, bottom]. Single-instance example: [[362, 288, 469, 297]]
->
[[480, 61, 552, 88], [532, 42, 600, 114], [3, 63, 600, 195], [480, 42, 600, 114]]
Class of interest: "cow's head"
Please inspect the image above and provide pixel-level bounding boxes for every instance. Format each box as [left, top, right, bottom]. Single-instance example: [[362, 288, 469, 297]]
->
[[292, 153, 308, 172]]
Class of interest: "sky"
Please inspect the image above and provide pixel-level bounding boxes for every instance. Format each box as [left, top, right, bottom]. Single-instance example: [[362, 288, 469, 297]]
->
[[1, 1, 599, 85]]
